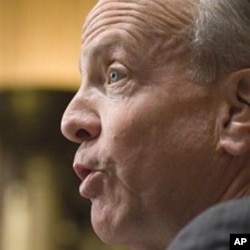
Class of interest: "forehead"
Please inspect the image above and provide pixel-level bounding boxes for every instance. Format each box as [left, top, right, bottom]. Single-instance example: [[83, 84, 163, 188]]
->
[[82, 0, 195, 46], [80, 0, 195, 71]]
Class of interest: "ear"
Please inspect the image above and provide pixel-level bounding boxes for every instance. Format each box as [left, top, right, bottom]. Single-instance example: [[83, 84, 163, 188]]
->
[[218, 69, 250, 156]]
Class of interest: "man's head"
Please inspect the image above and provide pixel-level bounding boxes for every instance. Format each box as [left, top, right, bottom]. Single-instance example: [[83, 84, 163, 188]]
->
[[61, 1, 250, 249]]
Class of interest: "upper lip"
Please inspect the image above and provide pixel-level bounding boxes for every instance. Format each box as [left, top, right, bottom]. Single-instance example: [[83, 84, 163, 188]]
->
[[73, 164, 95, 181]]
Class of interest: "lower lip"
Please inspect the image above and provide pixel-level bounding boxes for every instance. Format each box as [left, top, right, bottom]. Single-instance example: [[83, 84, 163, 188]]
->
[[79, 171, 104, 198]]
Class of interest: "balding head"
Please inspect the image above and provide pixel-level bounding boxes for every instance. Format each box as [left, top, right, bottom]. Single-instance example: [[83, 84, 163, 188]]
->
[[84, 0, 195, 35], [81, 0, 196, 72], [82, 0, 250, 84]]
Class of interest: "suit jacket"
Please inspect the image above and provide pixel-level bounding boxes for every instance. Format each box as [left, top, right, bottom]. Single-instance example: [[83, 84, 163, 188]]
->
[[168, 196, 250, 250]]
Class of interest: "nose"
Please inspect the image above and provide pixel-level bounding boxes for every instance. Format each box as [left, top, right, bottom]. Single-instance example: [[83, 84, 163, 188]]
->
[[61, 93, 101, 144]]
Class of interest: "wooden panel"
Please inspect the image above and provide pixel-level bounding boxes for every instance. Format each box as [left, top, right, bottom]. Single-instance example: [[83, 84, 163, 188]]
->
[[0, 0, 97, 90]]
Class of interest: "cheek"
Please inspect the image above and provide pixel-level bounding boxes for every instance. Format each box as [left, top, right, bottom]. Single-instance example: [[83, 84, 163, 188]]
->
[[100, 84, 216, 194], [101, 106, 171, 192], [103, 103, 215, 191]]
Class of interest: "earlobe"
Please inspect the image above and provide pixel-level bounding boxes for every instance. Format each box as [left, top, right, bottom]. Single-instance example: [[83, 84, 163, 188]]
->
[[218, 69, 250, 156], [219, 123, 250, 156]]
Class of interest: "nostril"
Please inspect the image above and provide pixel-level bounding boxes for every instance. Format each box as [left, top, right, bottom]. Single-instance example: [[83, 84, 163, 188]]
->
[[75, 129, 91, 140]]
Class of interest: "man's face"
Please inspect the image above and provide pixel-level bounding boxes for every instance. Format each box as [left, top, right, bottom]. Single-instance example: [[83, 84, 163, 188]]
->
[[61, 0, 224, 248]]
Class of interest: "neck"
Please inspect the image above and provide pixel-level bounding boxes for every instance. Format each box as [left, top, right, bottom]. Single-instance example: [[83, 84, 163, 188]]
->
[[128, 228, 175, 250], [131, 242, 167, 250], [220, 156, 250, 201]]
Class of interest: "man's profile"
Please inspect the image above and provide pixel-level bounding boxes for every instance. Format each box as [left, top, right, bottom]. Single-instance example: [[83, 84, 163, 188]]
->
[[61, 0, 250, 249]]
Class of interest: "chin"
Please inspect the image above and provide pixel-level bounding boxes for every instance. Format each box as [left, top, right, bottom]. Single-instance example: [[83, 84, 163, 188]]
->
[[91, 214, 128, 245], [90, 204, 139, 247]]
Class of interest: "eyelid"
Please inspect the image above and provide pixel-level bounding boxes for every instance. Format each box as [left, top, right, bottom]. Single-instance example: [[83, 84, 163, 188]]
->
[[108, 61, 127, 71]]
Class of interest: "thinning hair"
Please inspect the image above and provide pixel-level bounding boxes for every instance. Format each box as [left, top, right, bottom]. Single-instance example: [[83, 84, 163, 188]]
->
[[191, 0, 250, 83]]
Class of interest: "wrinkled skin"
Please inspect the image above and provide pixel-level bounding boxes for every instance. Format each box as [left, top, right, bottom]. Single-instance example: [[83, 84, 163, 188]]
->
[[61, 1, 250, 249]]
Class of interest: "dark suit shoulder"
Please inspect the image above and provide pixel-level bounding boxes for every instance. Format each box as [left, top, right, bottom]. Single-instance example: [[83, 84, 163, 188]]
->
[[168, 197, 250, 250]]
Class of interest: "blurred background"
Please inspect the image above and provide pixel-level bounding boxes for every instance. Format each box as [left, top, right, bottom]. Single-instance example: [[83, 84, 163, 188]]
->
[[0, 1, 128, 249]]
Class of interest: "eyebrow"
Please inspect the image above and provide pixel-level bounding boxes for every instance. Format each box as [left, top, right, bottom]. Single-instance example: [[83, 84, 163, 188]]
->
[[79, 39, 140, 73], [85, 38, 137, 58]]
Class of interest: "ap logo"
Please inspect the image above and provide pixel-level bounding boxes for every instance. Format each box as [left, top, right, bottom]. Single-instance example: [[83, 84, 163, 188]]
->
[[230, 234, 250, 250]]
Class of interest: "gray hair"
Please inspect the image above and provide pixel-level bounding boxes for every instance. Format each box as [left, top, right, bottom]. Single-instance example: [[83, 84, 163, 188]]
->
[[191, 0, 250, 83]]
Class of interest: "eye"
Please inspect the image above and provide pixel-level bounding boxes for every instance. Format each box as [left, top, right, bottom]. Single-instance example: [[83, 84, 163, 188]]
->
[[108, 70, 127, 84]]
